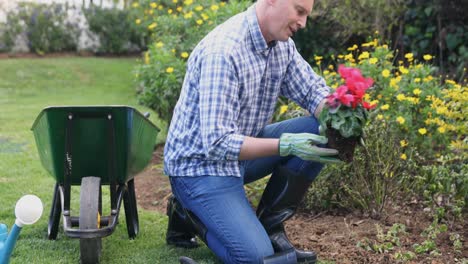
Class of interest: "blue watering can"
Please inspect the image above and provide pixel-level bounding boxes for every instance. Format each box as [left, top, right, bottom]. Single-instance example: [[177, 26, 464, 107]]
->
[[0, 195, 43, 264]]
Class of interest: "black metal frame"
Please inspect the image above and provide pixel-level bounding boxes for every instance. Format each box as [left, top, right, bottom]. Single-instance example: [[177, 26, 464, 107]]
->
[[47, 111, 139, 240]]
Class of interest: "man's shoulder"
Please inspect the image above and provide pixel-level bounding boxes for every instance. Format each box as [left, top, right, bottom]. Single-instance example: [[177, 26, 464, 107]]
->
[[197, 12, 250, 58]]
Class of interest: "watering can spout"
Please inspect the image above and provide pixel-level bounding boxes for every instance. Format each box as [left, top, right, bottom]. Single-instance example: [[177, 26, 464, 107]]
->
[[0, 195, 43, 264]]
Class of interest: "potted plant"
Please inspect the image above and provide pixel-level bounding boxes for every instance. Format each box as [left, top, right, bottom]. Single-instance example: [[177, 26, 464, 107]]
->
[[319, 65, 376, 162]]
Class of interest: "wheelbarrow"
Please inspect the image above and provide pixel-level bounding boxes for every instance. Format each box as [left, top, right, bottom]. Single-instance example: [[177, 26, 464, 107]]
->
[[31, 106, 160, 263]]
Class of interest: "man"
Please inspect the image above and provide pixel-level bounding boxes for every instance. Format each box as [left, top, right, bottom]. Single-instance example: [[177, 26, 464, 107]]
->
[[164, 0, 340, 263]]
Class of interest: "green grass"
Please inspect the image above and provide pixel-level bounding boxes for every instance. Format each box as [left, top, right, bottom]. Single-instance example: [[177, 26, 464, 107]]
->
[[0, 57, 217, 264]]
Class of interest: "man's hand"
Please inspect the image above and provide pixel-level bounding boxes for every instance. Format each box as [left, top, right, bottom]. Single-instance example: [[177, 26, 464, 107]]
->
[[279, 133, 341, 164]]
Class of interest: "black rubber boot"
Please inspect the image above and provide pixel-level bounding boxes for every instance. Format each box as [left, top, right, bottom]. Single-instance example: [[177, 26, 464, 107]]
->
[[166, 195, 199, 248], [263, 248, 297, 264], [179, 256, 198, 264], [257, 166, 317, 264]]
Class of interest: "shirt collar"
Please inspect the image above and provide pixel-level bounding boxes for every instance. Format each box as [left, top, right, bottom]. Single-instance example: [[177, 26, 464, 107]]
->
[[247, 4, 277, 54]]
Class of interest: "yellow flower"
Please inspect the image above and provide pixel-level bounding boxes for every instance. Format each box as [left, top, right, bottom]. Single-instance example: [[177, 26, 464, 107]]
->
[[210, 4, 219, 11], [184, 12, 193, 19], [195, 5, 203, 11], [413, 88, 422, 96], [423, 54, 433, 61], [168, 9, 173, 14], [396, 116, 405, 124], [181, 52, 189, 58], [196, 19, 203, 25], [166, 67, 174, 73], [148, 22, 157, 30], [347, 44, 358, 51], [377, 114, 384, 120], [201, 13, 209, 20], [358, 52, 370, 60], [438, 126, 446, 133], [369, 58, 378, 64], [150, 2, 157, 8], [396, 94, 406, 101], [172, 0, 178, 3], [132, 2, 139, 8], [184, 0, 193, 5], [279, 105, 288, 114], [155, 41, 163, 48], [382, 69, 390, 78], [399, 66, 409, 74], [400, 153, 407, 160], [414, 78, 421, 83], [314, 55, 323, 61], [381, 104, 390, 110], [135, 19, 141, 25], [404, 53, 414, 61], [344, 53, 354, 62], [445, 79, 456, 85], [144, 52, 150, 65], [400, 140, 408, 147], [423, 76, 433, 82], [418, 128, 427, 135]]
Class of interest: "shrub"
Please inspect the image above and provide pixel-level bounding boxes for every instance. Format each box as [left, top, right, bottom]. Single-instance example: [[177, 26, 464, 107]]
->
[[304, 122, 415, 218], [133, 0, 251, 126], [84, 7, 143, 54], [0, 3, 79, 54], [288, 39, 467, 214]]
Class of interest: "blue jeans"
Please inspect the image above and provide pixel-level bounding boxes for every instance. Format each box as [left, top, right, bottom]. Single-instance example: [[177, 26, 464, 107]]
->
[[169, 116, 323, 264]]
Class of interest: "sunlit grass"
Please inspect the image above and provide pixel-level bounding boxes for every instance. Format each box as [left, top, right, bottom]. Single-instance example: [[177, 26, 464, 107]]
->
[[0, 57, 216, 263]]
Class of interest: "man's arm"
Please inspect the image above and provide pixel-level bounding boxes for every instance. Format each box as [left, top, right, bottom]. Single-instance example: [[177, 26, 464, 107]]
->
[[239, 137, 279, 160]]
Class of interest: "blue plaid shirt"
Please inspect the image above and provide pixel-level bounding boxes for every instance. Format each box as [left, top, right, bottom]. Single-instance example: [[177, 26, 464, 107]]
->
[[164, 4, 330, 177]]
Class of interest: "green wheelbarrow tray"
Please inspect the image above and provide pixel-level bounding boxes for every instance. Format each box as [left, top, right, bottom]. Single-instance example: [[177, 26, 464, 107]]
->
[[32, 105, 159, 185], [31, 106, 160, 264]]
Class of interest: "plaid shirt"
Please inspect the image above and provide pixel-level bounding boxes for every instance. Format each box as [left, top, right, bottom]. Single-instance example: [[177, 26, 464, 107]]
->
[[164, 4, 330, 177]]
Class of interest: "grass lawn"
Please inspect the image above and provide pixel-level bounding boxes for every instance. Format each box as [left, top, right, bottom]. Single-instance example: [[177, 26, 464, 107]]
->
[[0, 57, 218, 263]]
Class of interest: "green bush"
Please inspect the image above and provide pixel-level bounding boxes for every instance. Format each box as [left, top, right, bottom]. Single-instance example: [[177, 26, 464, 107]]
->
[[283, 39, 468, 214], [304, 122, 415, 218], [84, 7, 143, 54], [0, 3, 79, 54], [133, 0, 251, 127]]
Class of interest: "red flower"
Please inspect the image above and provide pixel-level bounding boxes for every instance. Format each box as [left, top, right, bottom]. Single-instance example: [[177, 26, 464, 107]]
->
[[327, 85, 355, 108], [362, 101, 377, 109]]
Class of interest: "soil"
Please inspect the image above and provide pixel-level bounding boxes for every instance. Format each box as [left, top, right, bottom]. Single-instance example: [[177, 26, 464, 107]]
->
[[325, 128, 359, 163], [135, 146, 468, 263]]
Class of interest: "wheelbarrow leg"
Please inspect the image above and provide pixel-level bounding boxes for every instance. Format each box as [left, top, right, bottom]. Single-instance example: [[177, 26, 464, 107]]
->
[[48, 183, 61, 240], [123, 179, 139, 239]]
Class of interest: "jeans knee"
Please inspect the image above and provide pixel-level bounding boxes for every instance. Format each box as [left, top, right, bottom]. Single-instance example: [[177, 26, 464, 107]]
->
[[227, 246, 273, 264]]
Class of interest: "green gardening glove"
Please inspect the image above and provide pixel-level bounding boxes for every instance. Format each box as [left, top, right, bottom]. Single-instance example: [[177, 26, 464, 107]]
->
[[279, 133, 341, 164]]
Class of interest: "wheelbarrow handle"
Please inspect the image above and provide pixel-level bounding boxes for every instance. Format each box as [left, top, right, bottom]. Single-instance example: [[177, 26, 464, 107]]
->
[[144, 112, 150, 118]]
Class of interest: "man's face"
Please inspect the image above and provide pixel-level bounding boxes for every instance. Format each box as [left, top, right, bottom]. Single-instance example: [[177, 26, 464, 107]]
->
[[267, 0, 314, 42]]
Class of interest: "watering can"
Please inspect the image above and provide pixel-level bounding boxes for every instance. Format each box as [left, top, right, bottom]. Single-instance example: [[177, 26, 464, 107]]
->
[[0, 195, 43, 264]]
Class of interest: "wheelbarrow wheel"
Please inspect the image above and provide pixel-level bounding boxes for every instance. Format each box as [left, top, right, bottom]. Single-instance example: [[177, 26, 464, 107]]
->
[[48, 183, 61, 240], [124, 179, 139, 239], [79, 177, 102, 264]]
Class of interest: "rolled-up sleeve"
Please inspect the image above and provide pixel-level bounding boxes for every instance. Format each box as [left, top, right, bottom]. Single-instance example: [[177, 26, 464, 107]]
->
[[198, 53, 245, 160], [281, 44, 330, 115]]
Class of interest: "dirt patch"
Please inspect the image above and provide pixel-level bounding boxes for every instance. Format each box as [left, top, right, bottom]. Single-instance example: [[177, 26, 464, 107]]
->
[[135, 147, 468, 263]]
